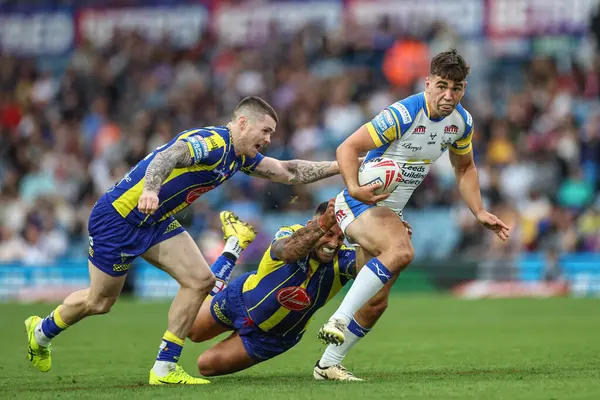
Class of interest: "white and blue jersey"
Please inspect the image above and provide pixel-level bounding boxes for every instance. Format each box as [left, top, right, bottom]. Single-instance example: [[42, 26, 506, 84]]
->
[[335, 92, 475, 234]]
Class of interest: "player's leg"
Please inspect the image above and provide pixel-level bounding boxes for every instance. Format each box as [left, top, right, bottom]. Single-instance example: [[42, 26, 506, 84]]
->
[[142, 230, 214, 384], [188, 295, 232, 343], [189, 212, 257, 342], [316, 247, 398, 380], [196, 332, 258, 376], [26, 262, 126, 372], [210, 211, 257, 296], [319, 206, 413, 345]]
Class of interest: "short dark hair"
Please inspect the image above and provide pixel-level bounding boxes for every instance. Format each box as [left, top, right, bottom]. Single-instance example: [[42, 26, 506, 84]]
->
[[313, 201, 329, 217], [430, 49, 470, 82], [232, 96, 279, 124]]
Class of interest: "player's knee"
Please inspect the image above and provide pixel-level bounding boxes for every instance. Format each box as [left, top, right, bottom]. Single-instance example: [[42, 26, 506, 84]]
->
[[197, 352, 222, 377], [389, 247, 414, 270], [182, 271, 216, 293], [86, 295, 116, 315], [188, 326, 208, 343]]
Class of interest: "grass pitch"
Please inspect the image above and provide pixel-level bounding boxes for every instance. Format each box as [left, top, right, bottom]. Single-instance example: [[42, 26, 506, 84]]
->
[[2, 295, 599, 399]]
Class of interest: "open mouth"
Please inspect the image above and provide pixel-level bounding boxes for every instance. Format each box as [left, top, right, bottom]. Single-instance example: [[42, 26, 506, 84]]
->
[[254, 144, 261, 151]]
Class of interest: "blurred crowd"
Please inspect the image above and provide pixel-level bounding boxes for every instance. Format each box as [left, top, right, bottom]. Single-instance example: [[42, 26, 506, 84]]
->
[[1, 8, 599, 267]]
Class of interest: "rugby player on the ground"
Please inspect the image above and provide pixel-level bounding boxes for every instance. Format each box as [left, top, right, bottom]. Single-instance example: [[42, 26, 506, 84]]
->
[[186, 201, 411, 380]]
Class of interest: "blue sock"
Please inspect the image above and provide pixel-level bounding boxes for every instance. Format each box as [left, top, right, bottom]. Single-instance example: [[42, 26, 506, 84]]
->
[[347, 318, 371, 338], [34, 306, 70, 347], [319, 318, 371, 367], [210, 254, 236, 296], [156, 331, 184, 363]]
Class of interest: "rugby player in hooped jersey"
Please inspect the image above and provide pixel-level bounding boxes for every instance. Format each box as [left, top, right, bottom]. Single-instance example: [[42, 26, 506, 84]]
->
[[24, 96, 342, 385], [314, 49, 511, 379]]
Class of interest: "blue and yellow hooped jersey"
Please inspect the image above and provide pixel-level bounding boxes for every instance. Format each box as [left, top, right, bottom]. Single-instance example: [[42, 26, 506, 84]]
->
[[104, 126, 264, 226], [241, 224, 356, 336]]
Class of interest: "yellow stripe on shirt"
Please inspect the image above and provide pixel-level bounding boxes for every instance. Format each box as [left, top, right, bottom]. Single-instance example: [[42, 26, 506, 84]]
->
[[366, 122, 383, 147], [112, 179, 145, 218], [260, 259, 320, 332], [326, 256, 342, 302], [247, 267, 303, 312], [450, 129, 474, 155]]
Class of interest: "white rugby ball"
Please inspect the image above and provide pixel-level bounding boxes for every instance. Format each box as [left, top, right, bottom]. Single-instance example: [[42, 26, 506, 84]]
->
[[358, 157, 402, 195]]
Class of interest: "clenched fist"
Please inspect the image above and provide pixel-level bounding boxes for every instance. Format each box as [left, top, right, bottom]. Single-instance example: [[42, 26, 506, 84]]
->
[[138, 190, 159, 215]]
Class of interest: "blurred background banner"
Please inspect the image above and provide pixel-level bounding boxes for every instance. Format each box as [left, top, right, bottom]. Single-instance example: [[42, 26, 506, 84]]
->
[[76, 4, 209, 49], [485, 0, 598, 38], [1, 0, 600, 301], [0, 7, 74, 56]]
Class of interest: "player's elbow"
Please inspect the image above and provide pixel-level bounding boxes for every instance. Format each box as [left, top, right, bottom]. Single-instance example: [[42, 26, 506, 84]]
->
[[336, 140, 355, 162], [276, 161, 297, 185]]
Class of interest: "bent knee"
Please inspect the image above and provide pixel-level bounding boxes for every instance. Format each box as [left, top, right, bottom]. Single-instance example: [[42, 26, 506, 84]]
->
[[388, 248, 414, 270], [183, 272, 216, 293], [188, 328, 202, 343], [197, 352, 222, 377]]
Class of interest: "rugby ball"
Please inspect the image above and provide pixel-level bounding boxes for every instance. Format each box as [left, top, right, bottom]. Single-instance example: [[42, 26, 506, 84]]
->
[[358, 157, 402, 195]]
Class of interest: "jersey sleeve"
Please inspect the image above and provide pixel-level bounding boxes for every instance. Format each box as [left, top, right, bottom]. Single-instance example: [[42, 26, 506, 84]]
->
[[451, 106, 474, 155], [337, 245, 357, 286], [179, 130, 227, 165], [240, 153, 265, 175], [366, 100, 416, 147], [269, 224, 304, 260]]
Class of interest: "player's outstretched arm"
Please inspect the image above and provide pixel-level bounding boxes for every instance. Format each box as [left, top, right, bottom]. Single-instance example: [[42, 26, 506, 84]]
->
[[250, 156, 339, 184], [449, 150, 510, 241], [139, 141, 194, 214], [271, 200, 336, 263]]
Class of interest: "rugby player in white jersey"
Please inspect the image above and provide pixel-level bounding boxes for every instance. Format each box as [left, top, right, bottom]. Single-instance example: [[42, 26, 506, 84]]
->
[[313, 49, 510, 381]]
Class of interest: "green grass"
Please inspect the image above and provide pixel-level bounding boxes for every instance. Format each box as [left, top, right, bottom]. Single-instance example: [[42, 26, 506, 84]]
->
[[2, 295, 599, 399]]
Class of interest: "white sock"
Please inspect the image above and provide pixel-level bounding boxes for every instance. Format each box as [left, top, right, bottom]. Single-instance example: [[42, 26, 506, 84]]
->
[[223, 236, 243, 259], [152, 360, 176, 377], [332, 258, 392, 324], [319, 319, 371, 367], [34, 321, 51, 347]]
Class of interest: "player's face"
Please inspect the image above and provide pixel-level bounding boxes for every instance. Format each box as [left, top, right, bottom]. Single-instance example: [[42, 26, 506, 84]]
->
[[239, 114, 276, 157], [312, 224, 345, 263], [425, 76, 466, 117]]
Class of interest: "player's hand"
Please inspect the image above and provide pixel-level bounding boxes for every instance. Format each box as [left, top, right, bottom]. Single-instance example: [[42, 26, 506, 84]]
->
[[476, 210, 510, 241], [317, 198, 336, 232], [138, 190, 160, 215], [348, 183, 390, 205], [402, 220, 413, 238]]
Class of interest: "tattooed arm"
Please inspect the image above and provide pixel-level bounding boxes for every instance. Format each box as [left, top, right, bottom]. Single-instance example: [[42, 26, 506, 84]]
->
[[143, 141, 194, 193], [250, 156, 339, 184], [271, 200, 336, 263], [138, 141, 194, 214]]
